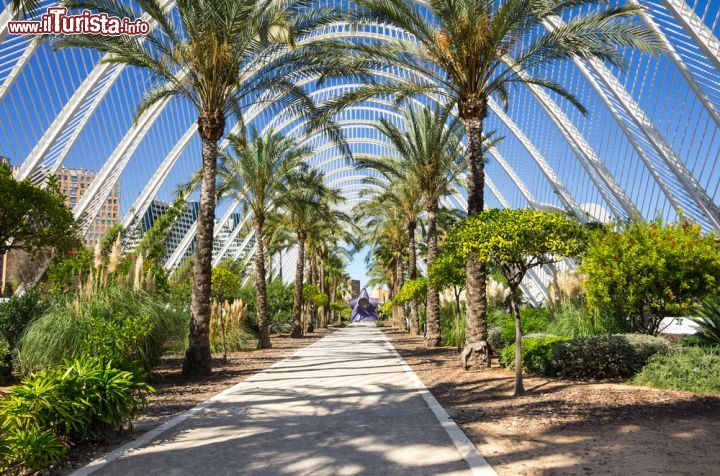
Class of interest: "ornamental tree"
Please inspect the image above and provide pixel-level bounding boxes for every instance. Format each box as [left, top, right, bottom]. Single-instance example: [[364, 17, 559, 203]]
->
[[430, 252, 466, 352], [580, 218, 720, 335], [0, 162, 80, 257], [453, 209, 587, 395]]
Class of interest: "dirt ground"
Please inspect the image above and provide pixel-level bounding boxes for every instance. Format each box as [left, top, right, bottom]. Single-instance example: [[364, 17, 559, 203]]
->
[[54, 329, 332, 474], [384, 329, 720, 476]]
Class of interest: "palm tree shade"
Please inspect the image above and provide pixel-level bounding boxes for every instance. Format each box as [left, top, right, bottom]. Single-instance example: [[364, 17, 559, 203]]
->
[[326, 0, 662, 368], [58, 0, 349, 375]]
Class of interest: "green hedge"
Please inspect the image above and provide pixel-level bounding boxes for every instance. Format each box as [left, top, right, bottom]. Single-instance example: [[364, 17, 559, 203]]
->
[[499, 337, 571, 375], [553, 334, 672, 380], [632, 347, 720, 394]]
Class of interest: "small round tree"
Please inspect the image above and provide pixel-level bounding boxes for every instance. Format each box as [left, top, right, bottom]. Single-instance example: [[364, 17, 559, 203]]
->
[[429, 253, 466, 352], [580, 218, 720, 335], [453, 209, 587, 395]]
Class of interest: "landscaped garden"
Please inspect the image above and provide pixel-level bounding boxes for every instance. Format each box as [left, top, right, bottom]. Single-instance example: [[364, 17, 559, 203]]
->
[[1, 0, 719, 473]]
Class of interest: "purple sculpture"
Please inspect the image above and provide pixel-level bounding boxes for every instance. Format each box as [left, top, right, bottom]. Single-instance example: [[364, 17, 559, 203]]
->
[[348, 288, 379, 322]]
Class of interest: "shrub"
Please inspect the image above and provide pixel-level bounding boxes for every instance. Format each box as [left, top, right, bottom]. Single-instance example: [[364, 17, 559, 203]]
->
[[632, 347, 720, 394], [18, 285, 186, 373], [0, 357, 153, 442], [0, 288, 48, 375], [440, 303, 465, 347], [553, 334, 672, 380], [493, 306, 552, 343], [689, 300, 720, 345], [581, 218, 720, 334], [0, 427, 69, 474], [239, 280, 294, 331], [546, 301, 627, 338], [487, 325, 503, 354], [499, 337, 571, 375]]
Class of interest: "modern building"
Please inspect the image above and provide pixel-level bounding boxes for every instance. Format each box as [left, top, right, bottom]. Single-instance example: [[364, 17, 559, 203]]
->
[[213, 212, 244, 261], [126, 199, 199, 261], [55, 168, 121, 248]]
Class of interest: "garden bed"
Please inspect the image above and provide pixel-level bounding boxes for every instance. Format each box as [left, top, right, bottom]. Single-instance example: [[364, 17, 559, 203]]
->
[[54, 329, 332, 474], [385, 329, 720, 476]]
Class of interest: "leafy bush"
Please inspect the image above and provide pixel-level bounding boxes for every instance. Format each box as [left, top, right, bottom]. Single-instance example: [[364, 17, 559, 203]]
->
[[487, 325, 503, 354], [209, 300, 254, 353], [0, 427, 68, 474], [546, 301, 627, 338], [18, 285, 186, 373], [490, 306, 552, 344], [688, 300, 720, 345], [0, 288, 48, 375], [581, 218, 720, 334], [632, 347, 720, 394], [553, 334, 672, 380], [394, 278, 427, 305], [499, 337, 571, 375], [440, 303, 465, 347], [239, 280, 294, 331], [0, 357, 153, 442]]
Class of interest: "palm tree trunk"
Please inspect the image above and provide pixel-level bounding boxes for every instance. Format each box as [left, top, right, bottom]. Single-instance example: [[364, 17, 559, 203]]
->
[[424, 205, 441, 347], [254, 219, 271, 349], [290, 236, 305, 338], [407, 221, 420, 335], [460, 113, 490, 370], [183, 120, 222, 377], [307, 256, 316, 334]]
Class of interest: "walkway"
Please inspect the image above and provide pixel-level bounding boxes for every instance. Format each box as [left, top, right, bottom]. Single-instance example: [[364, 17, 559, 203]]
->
[[76, 325, 495, 476]]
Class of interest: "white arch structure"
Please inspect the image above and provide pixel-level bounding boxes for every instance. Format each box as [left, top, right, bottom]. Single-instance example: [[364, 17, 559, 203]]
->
[[2, 0, 720, 301]]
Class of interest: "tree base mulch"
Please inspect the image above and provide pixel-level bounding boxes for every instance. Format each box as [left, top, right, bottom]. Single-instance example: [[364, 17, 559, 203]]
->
[[384, 328, 720, 476], [56, 329, 332, 475]]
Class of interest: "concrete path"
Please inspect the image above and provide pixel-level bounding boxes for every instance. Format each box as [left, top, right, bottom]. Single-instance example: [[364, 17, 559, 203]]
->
[[76, 325, 494, 476]]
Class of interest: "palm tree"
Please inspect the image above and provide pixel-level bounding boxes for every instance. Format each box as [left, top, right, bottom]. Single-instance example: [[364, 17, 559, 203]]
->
[[329, 0, 661, 367], [357, 105, 464, 346], [357, 178, 422, 333], [275, 169, 345, 337], [356, 196, 408, 328], [217, 128, 312, 348], [59, 0, 347, 375]]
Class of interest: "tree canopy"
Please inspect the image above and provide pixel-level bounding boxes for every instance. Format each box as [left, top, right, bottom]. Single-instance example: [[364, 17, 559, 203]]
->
[[0, 163, 80, 257]]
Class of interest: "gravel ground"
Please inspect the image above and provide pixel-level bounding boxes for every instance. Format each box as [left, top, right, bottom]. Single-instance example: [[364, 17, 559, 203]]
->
[[384, 328, 720, 476]]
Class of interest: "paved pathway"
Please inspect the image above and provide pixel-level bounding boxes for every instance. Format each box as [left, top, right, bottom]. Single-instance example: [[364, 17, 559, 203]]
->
[[76, 325, 494, 476]]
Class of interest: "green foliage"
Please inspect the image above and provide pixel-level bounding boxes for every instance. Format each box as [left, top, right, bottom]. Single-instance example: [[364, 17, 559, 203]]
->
[[210, 328, 254, 353], [451, 209, 587, 273], [239, 281, 294, 330], [394, 277, 428, 304], [429, 252, 465, 290], [440, 302, 465, 347], [487, 325, 504, 354], [0, 427, 68, 474], [0, 356, 152, 445], [499, 337, 572, 375], [137, 196, 188, 263], [302, 283, 320, 301], [688, 300, 720, 345], [546, 301, 628, 338], [211, 267, 241, 301], [488, 307, 552, 344], [0, 162, 80, 257], [632, 347, 720, 394], [581, 218, 720, 334], [99, 224, 125, 257], [81, 313, 154, 367], [310, 292, 329, 308], [553, 334, 672, 380], [0, 288, 47, 350], [47, 247, 94, 293], [18, 285, 186, 373]]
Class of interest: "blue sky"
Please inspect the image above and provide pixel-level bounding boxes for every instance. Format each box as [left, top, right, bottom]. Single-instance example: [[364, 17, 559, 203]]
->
[[1, 0, 720, 279]]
